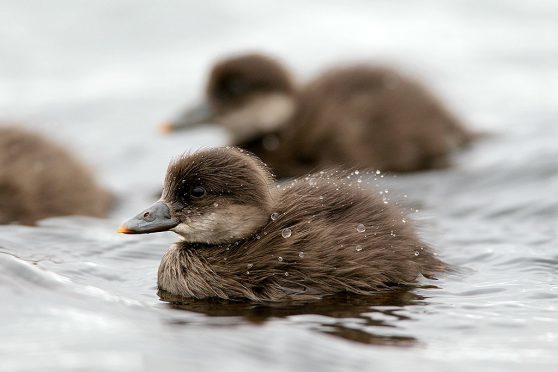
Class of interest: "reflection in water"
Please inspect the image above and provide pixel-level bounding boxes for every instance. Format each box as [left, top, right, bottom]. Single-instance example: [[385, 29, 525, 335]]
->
[[159, 288, 423, 346]]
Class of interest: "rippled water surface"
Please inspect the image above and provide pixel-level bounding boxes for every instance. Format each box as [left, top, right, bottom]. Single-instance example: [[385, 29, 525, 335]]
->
[[1, 0, 557, 371]]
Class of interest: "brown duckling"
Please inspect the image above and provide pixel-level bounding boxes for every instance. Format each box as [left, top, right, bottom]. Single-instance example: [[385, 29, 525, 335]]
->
[[118, 147, 445, 302], [0, 126, 111, 225], [161, 53, 474, 178]]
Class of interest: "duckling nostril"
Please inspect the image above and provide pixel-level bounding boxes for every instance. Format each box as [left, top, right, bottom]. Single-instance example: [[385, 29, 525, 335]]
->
[[143, 211, 155, 222]]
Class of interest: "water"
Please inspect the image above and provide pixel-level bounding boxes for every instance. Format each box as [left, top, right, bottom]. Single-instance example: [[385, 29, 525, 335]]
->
[[1, 0, 557, 371]]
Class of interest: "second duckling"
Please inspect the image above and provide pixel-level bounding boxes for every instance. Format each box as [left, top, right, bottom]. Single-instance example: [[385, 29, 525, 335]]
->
[[163, 53, 474, 177], [118, 147, 445, 302]]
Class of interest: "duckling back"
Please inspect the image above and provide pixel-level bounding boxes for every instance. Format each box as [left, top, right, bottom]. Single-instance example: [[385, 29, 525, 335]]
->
[[0, 126, 111, 224], [292, 66, 472, 172]]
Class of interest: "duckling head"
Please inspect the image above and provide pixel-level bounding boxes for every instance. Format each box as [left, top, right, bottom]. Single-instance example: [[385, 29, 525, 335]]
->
[[118, 147, 274, 244], [161, 54, 296, 142]]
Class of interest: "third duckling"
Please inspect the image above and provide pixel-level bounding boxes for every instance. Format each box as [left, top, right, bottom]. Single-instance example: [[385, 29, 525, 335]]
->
[[0, 126, 111, 225]]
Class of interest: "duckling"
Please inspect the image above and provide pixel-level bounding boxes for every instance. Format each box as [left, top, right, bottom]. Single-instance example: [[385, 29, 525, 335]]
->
[[162, 53, 474, 177], [0, 126, 111, 225], [118, 147, 445, 302]]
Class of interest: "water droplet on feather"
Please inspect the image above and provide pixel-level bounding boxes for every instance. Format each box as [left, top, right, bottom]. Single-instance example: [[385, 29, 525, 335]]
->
[[282, 228, 292, 238]]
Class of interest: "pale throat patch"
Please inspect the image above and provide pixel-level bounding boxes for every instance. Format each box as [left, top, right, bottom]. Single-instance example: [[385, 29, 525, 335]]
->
[[170, 204, 268, 244], [220, 93, 295, 143]]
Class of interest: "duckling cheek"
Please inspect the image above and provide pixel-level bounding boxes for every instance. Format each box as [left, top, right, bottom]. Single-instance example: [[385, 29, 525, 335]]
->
[[170, 213, 220, 242], [169, 223, 192, 240], [221, 94, 295, 142], [168, 206, 266, 244]]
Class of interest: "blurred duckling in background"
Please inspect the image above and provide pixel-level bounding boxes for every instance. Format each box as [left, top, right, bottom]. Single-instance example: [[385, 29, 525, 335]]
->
[[161, 53, 474, 178], [0, 126, 111, 225], [118, 147, 445, 302]]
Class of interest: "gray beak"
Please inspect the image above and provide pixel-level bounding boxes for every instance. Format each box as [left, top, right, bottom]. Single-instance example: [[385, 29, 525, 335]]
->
[[159, 101, 215, 133], [118, 201, 179, 234]]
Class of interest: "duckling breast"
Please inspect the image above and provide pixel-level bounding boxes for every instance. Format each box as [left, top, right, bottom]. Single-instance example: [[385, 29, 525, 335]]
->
[[158, 243, 263, 301]]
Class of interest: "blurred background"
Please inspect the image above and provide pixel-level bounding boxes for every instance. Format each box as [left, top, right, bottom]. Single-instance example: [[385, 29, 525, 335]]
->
[[1, 1, 557, 371], [1, 0, 556, 217]]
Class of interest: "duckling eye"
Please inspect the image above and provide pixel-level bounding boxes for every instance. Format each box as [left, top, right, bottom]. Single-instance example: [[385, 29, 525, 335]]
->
[[190, 186, 206, 198], [223, 77, 248, 97]]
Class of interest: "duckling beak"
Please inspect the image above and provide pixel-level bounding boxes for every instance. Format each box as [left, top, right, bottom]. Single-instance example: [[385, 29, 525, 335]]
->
[[159, 102, 215, 133], [117, 201, 179, 234]]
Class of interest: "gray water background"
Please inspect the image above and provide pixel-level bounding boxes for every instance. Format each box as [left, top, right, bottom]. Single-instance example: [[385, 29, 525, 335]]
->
[[0, 0, 557, 371]]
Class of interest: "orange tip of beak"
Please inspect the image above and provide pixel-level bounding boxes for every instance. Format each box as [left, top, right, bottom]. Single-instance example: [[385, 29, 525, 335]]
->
[[158, 122, 174, 134], [117, 225, 131, 234]]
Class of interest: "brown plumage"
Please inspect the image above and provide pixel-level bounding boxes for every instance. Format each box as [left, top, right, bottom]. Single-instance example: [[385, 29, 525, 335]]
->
[[163, 53, 474, 178], [118, 147, 446, 302], [0, 126, 111, 225]]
